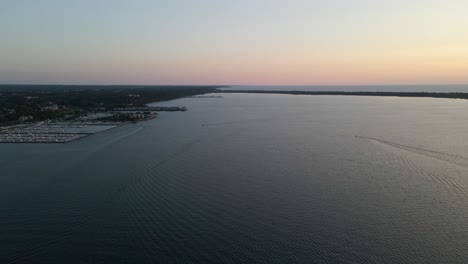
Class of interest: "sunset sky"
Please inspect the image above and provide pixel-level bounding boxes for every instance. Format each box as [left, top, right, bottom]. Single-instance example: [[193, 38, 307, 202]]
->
[[1, 0, 468, 85]]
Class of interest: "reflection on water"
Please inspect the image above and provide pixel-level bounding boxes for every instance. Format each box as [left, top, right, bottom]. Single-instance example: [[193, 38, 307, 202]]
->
[[2, 94, 468, 263]]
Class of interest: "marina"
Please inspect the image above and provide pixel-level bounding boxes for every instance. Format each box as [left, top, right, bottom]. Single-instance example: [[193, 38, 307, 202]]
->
[[113, 106, 187, 112], [0, 103, 191, 143], [0, 122, 117, 143]]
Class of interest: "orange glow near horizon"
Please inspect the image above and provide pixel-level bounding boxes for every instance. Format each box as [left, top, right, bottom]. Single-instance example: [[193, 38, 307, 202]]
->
[[2, 1, 468, 85]]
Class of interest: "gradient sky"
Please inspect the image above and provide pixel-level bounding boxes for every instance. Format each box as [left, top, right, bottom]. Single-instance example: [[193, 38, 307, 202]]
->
[[1, 0, 468, 85]]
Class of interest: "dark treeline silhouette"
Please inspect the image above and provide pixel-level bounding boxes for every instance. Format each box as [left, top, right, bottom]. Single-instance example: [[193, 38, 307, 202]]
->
[[0, 85, 222, 125], [220, 90, 468, 99]]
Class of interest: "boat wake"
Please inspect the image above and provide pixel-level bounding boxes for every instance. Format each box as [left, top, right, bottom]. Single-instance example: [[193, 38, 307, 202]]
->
[[355, 136, 468, 169], [356, 135, 468, 199], [2, 137, 202, 264]]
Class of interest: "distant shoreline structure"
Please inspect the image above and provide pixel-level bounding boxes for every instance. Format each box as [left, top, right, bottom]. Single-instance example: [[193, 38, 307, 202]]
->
[[218, 90, 468, 100]]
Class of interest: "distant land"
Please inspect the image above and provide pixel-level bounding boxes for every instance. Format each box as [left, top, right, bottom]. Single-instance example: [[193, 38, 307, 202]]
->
[[0, 85, 222, 143], [219, 89, 468, 100], [4, 84, 468, 128], [222, 84, 468, 93], [0, 85, 222, 125]]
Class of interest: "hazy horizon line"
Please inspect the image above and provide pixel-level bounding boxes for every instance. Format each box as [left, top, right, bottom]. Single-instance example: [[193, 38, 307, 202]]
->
[[2, 83, 468, 87]]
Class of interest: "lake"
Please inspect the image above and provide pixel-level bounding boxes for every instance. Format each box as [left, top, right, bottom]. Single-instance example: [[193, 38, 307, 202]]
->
[[2, 93, 468, 263]]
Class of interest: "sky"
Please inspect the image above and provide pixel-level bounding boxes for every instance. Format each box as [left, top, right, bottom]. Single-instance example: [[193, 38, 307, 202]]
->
[[1, 0, 468, 85]]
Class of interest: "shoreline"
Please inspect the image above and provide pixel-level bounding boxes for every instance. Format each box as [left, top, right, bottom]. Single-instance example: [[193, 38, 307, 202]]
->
[[218, 90, 468, 100], [0, 86, 219, 143]]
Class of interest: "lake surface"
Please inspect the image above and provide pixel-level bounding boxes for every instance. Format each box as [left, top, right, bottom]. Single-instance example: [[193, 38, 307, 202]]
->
[[2, 93, 468, 263]]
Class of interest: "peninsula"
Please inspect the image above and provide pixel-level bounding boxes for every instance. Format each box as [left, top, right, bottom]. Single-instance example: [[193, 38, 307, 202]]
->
[[0, 85, 221, 143]]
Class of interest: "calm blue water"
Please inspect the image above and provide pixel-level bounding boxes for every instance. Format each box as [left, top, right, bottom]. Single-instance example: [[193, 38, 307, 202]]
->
[[2, 94, 468, 263], [225, 84, 468, 92]]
